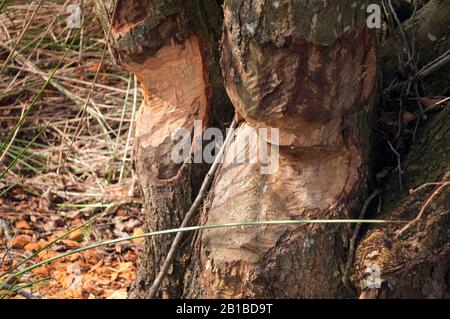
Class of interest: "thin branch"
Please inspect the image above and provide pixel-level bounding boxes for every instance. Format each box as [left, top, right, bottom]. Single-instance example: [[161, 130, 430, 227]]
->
[[396, 181, 449, 237], [1, 283, 38, 299], [387, 49, 450, 92], [416, 49, 450, 80], [118, 75, 137, 183], [387, 140, 403, 191]]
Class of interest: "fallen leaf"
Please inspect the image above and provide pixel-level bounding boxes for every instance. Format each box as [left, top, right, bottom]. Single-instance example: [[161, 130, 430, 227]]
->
[[111, 272, 119, 282], [32, 266, 50, 278], [10, 234, 32, 249], [88, 259, 104, 273], [15, 220, 31, 230], [24, 242, 43, 252], [118, 262, 132, 272], [61, 240, 81, 249], [68, 229, 84, 242], [402, 111, 417, 126]]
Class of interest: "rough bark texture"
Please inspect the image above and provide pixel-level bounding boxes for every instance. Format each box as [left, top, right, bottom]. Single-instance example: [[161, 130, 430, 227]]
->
[[183, 0, 379, 298], [382, 0, 450, 94], [350, 1, 450, 298], [95, 0, 232, 298], [353, 106, 450, 299]]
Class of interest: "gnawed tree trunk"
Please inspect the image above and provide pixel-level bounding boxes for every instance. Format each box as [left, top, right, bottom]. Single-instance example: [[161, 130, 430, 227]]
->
[[95, 0, 232, 298], [183, 0, 379, 298], [353, 105, 450, 299], [96, 0, 449, 299]]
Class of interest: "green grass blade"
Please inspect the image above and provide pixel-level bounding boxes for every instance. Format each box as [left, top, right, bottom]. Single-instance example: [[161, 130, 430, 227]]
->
[[1, 218, 407, 284], [0, 0, 8, 14], [0, 123, 50, 179]]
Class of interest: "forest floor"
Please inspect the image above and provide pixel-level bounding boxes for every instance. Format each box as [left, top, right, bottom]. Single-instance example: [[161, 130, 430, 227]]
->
[[0, 1, 144, 298], [0, 195, 143, 299]]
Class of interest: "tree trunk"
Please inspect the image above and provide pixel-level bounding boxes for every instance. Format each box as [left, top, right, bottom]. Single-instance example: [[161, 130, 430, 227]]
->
[[183, 0, 379, 298], [354, 0, 450, 298], [95, 0, 232, 298], [353, 105, 450, 299]]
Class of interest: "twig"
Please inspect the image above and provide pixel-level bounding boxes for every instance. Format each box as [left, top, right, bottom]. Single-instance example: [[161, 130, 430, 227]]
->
[[113, 74, 132, 158], [411, 181, 449, 193], [343, 189, 381, 289], [387, 140, 403, 191], [147, 115, 239, 299], [415, 49, 450, 80], [1, 283, 38, 299], [387, 0, 412, 62], [396, 181, 449, 237], [387, 49, 450, 92], [118, 75, 137, 183]]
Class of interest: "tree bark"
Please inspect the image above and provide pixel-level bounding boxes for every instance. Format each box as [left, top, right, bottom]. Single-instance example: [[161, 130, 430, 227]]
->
[[95, 0, 232, 298]]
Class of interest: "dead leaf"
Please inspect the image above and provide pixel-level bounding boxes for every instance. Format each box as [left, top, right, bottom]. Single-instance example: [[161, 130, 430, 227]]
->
[[402, 111, 417, 126], [61, 240, 81, 249], [15, 220, 31, 230], [10, 234, 32, 249], [68, 229, 84, 242], [32, 266, 50, 278], [24, 241, 45, 252], [88, 259, 104, 273]]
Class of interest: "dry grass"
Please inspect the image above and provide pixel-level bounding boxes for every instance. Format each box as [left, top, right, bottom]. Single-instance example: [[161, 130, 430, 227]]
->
[[0, 0, 144, 298], [0, 0, 143, 205]]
